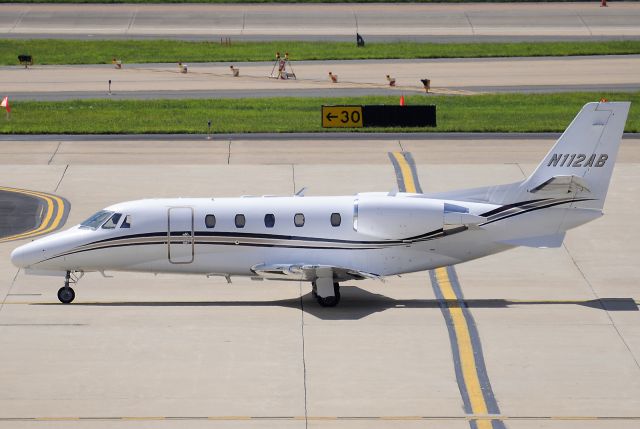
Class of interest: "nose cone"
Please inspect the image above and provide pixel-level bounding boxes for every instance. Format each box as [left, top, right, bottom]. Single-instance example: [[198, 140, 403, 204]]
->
[[10, 242, 43, 268]]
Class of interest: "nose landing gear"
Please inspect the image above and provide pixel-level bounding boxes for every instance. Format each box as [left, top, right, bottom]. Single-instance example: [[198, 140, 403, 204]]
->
[[57, 270, 81, 304]]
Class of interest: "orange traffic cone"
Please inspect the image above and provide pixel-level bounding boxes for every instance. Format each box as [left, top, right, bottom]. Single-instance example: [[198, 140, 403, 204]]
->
[[601, 0, 607, 7], [399, 95, 405, 106]]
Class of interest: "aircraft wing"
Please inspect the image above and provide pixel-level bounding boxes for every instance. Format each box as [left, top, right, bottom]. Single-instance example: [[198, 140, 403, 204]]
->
[[251, 263, 383, 282]]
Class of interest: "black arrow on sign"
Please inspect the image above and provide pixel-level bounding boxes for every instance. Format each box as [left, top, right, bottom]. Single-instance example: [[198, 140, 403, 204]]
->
[[326, 112, 337, 121]]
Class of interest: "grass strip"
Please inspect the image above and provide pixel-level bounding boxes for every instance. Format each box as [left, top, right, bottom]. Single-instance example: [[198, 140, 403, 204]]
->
[[2, 40, 640, 66], [0, 92, 638, 135]]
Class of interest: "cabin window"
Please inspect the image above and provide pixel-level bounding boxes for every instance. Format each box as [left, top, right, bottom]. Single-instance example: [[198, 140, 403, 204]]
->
[[102, 213, 122, 229], [294, 213, 305, 227], [235, 214, 246, 228], [205, 214, 216, 228], [80, 210, 114, 229], [120, 215, 131, 228], [330, 213, 341, 227], [264, 214, 275, 228]]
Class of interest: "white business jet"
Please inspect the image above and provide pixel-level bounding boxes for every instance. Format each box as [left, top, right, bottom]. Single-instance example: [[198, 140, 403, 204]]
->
[[11, 102, 630, 306]]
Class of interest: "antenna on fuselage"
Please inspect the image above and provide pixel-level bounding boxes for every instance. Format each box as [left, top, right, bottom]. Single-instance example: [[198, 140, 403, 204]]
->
[[294, 187, 307, 197]]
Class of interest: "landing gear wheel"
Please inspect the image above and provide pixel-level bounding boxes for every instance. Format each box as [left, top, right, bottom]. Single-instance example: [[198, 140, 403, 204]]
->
[[57, 286, 75, 304], [311, 281, 318, 299], [315, 282, 341, 307], [57, 270, 78, 304], [317, 295, 339, 307]]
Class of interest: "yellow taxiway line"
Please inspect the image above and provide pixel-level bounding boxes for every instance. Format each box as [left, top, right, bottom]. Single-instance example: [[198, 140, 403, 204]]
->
[[389, 151, 501, 429], [0, 186, 68, 243]]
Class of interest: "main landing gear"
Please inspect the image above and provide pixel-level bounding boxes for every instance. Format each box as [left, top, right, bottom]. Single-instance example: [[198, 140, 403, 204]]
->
[[312, 279, 341, 307], [57, 270, 78, 304]]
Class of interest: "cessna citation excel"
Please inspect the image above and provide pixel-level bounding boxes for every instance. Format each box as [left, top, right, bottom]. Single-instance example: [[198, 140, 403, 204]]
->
[[11, 102, 630, 307]]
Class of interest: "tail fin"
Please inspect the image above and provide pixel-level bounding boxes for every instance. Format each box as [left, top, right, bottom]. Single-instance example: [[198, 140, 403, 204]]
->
[[520, 101, 630, 210]]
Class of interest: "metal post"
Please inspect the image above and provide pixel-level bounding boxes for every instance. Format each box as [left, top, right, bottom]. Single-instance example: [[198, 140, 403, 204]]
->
[[207, 120, 212, 140], [108, 79, 112, 95]]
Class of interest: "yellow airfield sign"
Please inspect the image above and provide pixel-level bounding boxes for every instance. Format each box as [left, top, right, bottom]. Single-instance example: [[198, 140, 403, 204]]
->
[[321, 106, 363, 128]]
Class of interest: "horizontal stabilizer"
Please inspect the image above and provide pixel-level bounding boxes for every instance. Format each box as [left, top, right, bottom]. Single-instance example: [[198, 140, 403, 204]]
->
[[498, 232, 566, 248], [529, 175, 591, 195]]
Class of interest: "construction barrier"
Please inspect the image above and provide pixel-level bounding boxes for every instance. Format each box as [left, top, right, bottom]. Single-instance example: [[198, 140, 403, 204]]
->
[[270, 52, 296, 80]]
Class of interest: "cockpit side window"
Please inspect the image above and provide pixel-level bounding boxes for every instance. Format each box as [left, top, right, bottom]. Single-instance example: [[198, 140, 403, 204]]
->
[[120, 215, 131, 228], [102, 213, 122, 229], [80, 210, 114, 230]]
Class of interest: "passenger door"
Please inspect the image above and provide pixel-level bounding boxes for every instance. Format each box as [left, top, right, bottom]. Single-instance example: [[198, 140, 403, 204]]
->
[[168, 207, 194, 264]]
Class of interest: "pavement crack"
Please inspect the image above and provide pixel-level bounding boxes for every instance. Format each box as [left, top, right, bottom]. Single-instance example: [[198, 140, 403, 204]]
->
[[353, 10, 359, 34], [0, 269, 21, 316], [48, 141, 62, 165], [54, 165, 69, 192], [464, 12, 475, 36], [292, 164, 297, 195], [562, 242, 640, 371], [126, 8, 138, 34], [397, 140, 405, 152], [10, 7, 30, 33], [298, 282, 309, 429], [227, 139, 232, 164], [576, 13, 593, 36]]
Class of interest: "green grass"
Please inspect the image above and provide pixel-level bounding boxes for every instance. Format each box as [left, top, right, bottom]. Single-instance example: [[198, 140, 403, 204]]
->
[[1, 93, 638, 134], [3, 40, 640, 66]]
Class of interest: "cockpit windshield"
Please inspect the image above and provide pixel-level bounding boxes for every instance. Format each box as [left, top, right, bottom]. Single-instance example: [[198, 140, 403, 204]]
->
[[102, 213, 122, 229], [80, 210, 114, 230]]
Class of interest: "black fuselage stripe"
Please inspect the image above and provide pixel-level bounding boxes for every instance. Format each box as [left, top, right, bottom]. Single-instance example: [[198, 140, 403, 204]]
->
[[483, 198, 575, 222], [480, 198, 595, 225], [87, 228, 444, 247], [480, 198, 549, 217]]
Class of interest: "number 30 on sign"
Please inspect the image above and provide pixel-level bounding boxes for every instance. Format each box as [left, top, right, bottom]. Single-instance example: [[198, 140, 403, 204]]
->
[[322, 106, 363, 128]]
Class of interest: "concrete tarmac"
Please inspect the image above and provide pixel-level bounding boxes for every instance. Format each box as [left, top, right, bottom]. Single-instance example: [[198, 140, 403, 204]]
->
[[1, 2, 640, 41], [2, 56, 639, 100], [0, 134, 639, 428]]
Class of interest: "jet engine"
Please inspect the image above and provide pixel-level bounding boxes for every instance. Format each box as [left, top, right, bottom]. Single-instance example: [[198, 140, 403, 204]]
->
[[353, 197, 444, 240]]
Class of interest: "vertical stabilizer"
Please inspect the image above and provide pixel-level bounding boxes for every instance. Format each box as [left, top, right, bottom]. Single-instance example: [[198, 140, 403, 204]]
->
[[520, 101, 630, 209]]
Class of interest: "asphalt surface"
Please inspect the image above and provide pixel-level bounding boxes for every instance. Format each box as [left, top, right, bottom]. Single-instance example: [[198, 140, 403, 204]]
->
[[1, 133, 639, 165], [7, 83, 640, 102], [0, 190, 43, 238], [6, 88, 409, 101], [3, 56, 638, 100], [1, 2, 639, 41], [1, 136, 639, 428], [2, 132, 640, 142]]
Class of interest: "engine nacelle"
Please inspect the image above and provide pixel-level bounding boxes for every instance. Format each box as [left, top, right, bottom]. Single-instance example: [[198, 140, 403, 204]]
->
[[354, 197, 444, 240]]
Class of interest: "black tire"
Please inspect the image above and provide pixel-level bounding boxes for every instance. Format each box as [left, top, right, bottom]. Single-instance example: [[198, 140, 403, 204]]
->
[[57, 286, 75, 304], [316, 283, 341, 307], [316, 295, 339, 307]]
